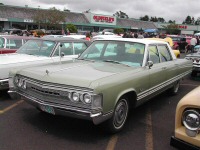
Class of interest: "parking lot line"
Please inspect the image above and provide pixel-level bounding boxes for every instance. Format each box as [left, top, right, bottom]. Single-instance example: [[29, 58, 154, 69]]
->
[[0, 100, 24, 115], [145, 108, 153, 150], [106, 134, 118, 150]]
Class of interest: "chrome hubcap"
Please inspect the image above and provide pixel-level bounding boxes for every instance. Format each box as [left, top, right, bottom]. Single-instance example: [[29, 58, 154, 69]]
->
[[113, 99, 128, 129]]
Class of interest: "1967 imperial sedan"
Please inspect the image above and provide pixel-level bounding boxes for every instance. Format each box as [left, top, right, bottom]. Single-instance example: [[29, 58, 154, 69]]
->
[[9, 38, 192, 133], [0, 37, 91, 90]]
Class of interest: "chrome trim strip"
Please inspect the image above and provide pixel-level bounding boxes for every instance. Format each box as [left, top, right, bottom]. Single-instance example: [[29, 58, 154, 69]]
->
[[18, 91, 97, 115], [137, 70, 191, 100]]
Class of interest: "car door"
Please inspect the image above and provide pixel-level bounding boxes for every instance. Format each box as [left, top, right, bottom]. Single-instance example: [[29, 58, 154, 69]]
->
[[157, 44, 177, 83], [147, 44, 167, 97]]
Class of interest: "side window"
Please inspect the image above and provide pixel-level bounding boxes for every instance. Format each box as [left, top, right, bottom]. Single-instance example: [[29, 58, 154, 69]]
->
[[148, 45, 160, 64], [158, 45, 172, 62], [54, 42, 73, 56], [73, 42, 87, 54], [6, 39, 22, 49]]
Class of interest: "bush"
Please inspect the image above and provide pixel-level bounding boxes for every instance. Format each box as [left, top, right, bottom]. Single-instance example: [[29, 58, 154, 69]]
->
[[114, 28, 124, 34]]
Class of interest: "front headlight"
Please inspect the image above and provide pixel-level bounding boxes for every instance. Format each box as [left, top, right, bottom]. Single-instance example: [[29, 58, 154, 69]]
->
[[83, 93, 92, 104], [71, 92, 79, 102], [14, 76, 19, 84], [182, 109, 200, 131]]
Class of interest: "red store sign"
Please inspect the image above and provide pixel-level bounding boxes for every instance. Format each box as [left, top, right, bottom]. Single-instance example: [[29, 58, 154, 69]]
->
[[177, 25, 187, 29], [93, 15, 115, 23]]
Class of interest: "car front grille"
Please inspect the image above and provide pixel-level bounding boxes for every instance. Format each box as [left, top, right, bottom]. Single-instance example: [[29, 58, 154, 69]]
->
[[17, 76, 93, 109]]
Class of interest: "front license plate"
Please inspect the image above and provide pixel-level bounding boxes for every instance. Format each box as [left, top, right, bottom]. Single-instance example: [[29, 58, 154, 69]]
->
[[40, 105, 55, 115]]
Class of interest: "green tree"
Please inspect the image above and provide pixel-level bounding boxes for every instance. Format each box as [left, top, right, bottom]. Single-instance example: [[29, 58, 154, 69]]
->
[[150, 17, 158, 22], [113, 28, 124, 34], [168, 20, 176, 24], [195, 17, 200, 25], [182, 16, 193, 24], [140, 15, 149, 21], [157, 17, 165, 23], [32, 7, 66, 29], [162, 23, 180, 34], [113, 11, 129, 18], [66, 24, 77, 33]]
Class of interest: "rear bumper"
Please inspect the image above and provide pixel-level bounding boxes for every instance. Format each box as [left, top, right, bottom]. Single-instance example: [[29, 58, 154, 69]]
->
[[170, 136, 200, 150], [8, 90, 113, 125], [0, 79, 9, 90]]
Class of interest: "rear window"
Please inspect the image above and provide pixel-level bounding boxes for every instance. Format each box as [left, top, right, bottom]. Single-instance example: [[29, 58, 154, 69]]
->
[[6, 39, 22, 49], [0, 38, 5, 48]]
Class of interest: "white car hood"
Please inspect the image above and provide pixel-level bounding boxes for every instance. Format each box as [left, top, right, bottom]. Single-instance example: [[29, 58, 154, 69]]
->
[[0, 53, 48, 65], [0, 53, 77, 79]]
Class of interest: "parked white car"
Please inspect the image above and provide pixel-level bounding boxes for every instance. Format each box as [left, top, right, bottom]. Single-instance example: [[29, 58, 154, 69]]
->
[[92, 35, 122, 41], [0, 37, 91, 90]]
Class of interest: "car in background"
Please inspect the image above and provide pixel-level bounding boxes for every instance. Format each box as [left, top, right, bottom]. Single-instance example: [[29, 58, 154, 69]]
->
[[170, 86, 200, 150], [1, 29, 22, 35], [185, 47, 200, 77], [92, 34, 122, 41], [9, 38, 192, 133], [146, 37, 181, 58], [0, 35, 33, 54], [63, 35, 86, 39], [0, 37, 91, 90], [167, 35, 189, 53]]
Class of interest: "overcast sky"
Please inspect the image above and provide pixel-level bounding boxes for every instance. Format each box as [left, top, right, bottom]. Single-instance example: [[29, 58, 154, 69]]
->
[[1, 0, 200, 24]]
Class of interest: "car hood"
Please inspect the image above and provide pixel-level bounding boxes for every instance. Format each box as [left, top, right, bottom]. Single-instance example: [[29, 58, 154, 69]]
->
[[0, 53, 49, 65], [177, 86, 200, 109], [0, 53, 51, 79], [18, 60, 139, 88]]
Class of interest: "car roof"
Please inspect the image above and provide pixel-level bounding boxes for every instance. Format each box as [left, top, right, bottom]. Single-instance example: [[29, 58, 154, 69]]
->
[[0, 35, 35, 39], [94, 38, 168, 45], [35, 37, 90, 42]]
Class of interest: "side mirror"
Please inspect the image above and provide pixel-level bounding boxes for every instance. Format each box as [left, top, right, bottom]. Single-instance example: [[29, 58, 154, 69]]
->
[[61, 52, 65, 57], [147, 61, 153, 69]]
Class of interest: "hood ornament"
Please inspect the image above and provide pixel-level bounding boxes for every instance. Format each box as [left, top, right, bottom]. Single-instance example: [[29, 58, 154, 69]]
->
[[46, 69, 49, 75]]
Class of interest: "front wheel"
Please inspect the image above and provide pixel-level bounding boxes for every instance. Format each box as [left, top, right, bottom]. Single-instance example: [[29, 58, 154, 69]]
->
[[103, 97, 129, 133]]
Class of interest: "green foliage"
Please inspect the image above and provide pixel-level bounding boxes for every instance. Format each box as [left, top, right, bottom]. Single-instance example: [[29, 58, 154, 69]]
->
[[113, 28, 124, 34], [32, 7, 66, 28], [113, 11, 129, 18], [66, 24, 77, 33], [140, 15, 149, 21], [36, 29, 45, 36], [161, 24, 180, 34], [182, 16, 195, 24]]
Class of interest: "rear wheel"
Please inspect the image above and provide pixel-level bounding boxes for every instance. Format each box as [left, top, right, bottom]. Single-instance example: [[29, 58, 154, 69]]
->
[[104, 97, 129, 133], [169, 80, 180, 95], [191, 71, 197, 77]]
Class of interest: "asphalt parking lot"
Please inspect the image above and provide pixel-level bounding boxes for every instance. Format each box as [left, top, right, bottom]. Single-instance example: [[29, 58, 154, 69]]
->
[[0, 55, 199, 150]]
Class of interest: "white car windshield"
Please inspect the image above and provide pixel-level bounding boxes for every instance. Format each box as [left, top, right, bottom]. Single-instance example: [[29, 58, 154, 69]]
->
[[17, 40, 56, 56], [78, 41, 145, 67]]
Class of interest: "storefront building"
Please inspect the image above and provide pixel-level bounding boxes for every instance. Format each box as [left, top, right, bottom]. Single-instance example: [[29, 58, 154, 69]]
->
[[0, 5, 157, 33]]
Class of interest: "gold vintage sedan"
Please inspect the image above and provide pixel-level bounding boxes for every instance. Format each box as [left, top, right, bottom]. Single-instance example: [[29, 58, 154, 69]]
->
[[170, 86, 200, 150]]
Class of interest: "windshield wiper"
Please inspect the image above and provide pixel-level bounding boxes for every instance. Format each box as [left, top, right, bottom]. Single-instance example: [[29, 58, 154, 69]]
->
[[76, 58, 95, 62], [103, 60, 130, 67]]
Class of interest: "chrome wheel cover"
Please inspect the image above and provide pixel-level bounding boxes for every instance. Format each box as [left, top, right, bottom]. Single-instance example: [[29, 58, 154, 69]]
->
[[113, 99, 128, 129]]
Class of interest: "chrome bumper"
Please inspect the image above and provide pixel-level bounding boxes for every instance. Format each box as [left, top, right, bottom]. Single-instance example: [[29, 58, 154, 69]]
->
[[8, 90, 113, 125], [0, 79, 9, 90]]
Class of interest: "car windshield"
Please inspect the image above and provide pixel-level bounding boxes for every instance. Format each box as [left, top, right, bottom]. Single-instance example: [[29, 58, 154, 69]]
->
[[16, 40, 56, 56], [78, 41, 145, 67], [0, 37, 5, 48]]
